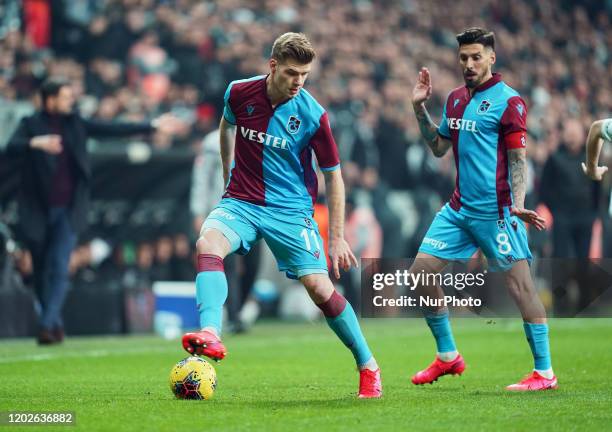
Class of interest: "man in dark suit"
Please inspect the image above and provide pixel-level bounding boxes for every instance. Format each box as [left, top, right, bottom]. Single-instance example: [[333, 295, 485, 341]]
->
[[540, 118, 599, 315], [5, 77, 176, 344]]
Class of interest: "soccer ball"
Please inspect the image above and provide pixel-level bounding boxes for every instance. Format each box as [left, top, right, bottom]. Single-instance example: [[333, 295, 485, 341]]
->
[[169, 356, 217, 400]]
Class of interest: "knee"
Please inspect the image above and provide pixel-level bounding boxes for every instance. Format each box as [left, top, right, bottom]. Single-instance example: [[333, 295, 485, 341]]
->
[[196, 235, 222, 256], [409, 262, 431, 276], [301, 274, 334, 304], [195, 228, 232, 258], [408, 260, 439, 287], [195, 236, 209, 254], [410, 254, 445, 276]]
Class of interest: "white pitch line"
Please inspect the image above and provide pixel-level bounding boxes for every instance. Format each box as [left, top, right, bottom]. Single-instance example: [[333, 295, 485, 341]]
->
[[0, 346, 173, 364], [0, 333, 333, 364]]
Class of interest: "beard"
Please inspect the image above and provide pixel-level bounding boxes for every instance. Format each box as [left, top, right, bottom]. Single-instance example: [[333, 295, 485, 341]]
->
[[464, 70, 488, 88]]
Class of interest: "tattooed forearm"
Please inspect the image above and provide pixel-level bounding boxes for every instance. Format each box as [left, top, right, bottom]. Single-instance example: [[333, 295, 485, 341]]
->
[[412, 103, 450, 157], [508, 148, 526, 209], [414, 104, 438, 144]]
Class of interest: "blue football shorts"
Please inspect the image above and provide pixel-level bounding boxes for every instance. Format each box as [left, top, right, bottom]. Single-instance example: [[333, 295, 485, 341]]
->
[[418, 203, 533, 272], [202, 198, 328, 279]]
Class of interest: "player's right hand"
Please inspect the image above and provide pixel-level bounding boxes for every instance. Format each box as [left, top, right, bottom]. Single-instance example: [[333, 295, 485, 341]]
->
[[581, 162, 608, 181], [30, 134, 63, 154], [412, 67, 433, 105], [329, 238, 359, 279]]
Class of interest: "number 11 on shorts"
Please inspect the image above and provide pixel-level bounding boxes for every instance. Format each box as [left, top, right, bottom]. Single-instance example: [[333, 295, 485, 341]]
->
[[300, 228, 320, 251]]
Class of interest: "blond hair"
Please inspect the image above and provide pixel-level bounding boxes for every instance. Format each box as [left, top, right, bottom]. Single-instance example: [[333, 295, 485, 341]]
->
[[271, 32, 316, 64]]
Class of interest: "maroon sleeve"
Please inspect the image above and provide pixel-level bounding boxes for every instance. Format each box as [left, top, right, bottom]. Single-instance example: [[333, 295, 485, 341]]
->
[[500, 96, 528, 135], [310, 112, 340, 170], [501, 96, 528, 150]]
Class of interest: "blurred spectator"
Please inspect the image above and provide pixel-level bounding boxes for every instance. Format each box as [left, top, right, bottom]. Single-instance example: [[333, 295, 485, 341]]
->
[[4, 76, 176, 344], [151, 233, 174, 281], [128, 31, 175, 104], [86, 58, 123, 99], [118, 238, 156, 304], [540, 118, 600, 315], [171, 232, 194, 281], [541, 119, 599, 258], [23, 0, 52, 48], [343, 184, 383, 309]]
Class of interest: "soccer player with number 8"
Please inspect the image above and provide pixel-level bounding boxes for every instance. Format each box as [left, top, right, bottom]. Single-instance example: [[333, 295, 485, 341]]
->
[[409, 27, 556, 391]]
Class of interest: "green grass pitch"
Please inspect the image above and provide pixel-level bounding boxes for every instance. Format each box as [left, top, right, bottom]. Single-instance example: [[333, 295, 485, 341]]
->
[[1, 319, 611, 431]]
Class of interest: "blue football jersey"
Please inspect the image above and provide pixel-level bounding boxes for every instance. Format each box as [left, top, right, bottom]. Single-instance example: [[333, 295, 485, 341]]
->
[[602, 118, 612, 142], [438, 73, 528, 219], [222, 75, 340, 211]]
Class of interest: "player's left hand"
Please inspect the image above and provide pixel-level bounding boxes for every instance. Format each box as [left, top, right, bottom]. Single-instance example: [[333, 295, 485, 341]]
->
[[329, 238, 359, 279], [581, 162, 608, 181], [152, 113, 182, 134], [510, 207, 546, 231]]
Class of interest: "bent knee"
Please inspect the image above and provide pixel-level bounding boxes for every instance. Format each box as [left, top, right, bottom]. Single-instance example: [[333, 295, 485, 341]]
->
[[411, 253, 447, 274], [195, 233, 228, 257], [301, 274, 334, 304], [195, 236, 210, 254], [409, 262, 440, 278], [300, 274, 319, 291]]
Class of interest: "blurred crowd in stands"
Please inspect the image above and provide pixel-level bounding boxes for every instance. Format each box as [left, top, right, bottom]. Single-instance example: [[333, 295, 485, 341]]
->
[[1, 0, 611, 319]]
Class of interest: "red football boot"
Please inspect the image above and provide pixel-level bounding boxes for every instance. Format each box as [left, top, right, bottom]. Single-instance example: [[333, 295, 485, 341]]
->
[[182, 330, 227, 361], [506, 371, 558, 391], [358, 368, 382, 398], [411, 354, 466, 385]]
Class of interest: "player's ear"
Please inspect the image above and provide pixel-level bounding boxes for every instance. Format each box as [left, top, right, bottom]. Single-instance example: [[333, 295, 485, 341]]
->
[[269, 58, 278, 74], [489, 49, 496, 65]]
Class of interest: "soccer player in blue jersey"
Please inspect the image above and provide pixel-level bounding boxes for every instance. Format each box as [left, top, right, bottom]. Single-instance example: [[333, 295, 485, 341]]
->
[[409, 28, 556, 391], [182, 33, 381, 398]]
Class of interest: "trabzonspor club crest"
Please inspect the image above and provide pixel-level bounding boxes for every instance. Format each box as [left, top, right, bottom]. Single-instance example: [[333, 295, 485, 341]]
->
[[477, 100, 491, 114], [286, 115, 301, 134]]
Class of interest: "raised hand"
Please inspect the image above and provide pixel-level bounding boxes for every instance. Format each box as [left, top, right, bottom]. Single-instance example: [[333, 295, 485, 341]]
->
[[413, 67, 433, 105]]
